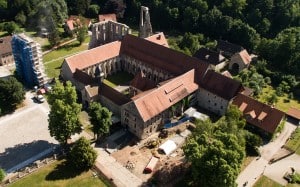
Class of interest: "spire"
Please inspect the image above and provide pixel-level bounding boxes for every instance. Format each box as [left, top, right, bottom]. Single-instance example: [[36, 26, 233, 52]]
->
[[139, 6, 152, 38]]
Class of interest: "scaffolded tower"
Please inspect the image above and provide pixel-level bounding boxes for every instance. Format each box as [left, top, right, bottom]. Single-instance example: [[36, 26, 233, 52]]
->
[[139, 6, 152, 38], [12, 33, 46, 88]]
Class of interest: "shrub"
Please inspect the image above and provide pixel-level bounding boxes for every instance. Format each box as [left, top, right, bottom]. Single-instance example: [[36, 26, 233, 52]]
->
[[68, 137, 97, 170], [0, 168, 5, 182]]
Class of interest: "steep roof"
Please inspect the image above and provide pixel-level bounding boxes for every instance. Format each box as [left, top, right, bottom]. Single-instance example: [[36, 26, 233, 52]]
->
[[73, 69, 96, 85], [193, 48, 225, 65], [66, 15, 91, 31], [0, 36, 12, 55], [100, 83, 131, 105], [217, 40, 244, 55], [65, 41, 121, 73], [200, 70, 242, 100], [145, 32, 169, 48], [238, 49, 252, 65], [132, 69, 198, 122], [130, 71, 156, 91], [120, 34, 209, 76], [286, 107, 300, 120], [99, 14, 117, 22], [232, 93, 285, 134], [221, 70, 233, 78]]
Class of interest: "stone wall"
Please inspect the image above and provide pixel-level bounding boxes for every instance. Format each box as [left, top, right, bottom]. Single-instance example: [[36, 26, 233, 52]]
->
[[197, 88, 229, 115], [89, 21, 130, 49]]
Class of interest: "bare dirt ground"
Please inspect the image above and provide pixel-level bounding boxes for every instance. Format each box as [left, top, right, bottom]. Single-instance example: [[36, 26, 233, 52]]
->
[[110, 122, 191, 184]]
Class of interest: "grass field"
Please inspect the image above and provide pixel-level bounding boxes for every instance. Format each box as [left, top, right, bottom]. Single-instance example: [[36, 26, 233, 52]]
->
[[43, 36, 90, 78], [10, 159, 109, 187], [253, 175, 283, 187], [241, 156, 256, 172], [103, 72, 134, 88], [285, 128, 300, 155], [257, 86, 300, 112]]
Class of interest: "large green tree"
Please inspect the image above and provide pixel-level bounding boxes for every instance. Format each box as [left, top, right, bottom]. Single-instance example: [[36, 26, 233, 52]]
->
[[68, 137, 97, 170], [183, 106, 246, 187], [88, 102, 112, 140], [48, 80, 82, 145], [0, 77, 25, 113]]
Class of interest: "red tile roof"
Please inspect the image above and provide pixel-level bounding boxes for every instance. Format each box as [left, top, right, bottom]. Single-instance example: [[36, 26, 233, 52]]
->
[[65, 41, 121, 73], [100, 83, 131, 105], [221, 70, 233, 78], [132, 69, 198, 122], [145, 33, 169, 47], [200, 70, 242, 100], [66, 15, 91, 31], [120, 34, 209, 77], [130, 71, 156, 91], [286, 107, 300, 120], [99, 14, 117, 22], [238, 49, 251, 65], [232, 93, 285, 134], [73, 69, 96, 85], [0, 36, 12, 56]]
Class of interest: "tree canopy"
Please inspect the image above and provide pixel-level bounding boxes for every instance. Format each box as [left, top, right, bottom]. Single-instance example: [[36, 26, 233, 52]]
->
[[88, 102, 112, 140], [68, 137, 97, 170], [48, 80, 82, 145], [0, 77, 25, 114], [183, 106, 248, 186]]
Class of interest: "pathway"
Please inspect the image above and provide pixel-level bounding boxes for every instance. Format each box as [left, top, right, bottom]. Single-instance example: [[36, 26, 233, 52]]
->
[[236, 122, 297, 187], [94, 147, 143, 187]]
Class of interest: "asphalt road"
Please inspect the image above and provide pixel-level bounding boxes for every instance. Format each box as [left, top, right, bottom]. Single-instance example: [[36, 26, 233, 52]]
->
[[0, 92, 58, 173]]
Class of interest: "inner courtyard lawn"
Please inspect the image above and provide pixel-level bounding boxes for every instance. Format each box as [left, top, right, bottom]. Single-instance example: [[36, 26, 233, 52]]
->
[[103, 72, 134, 88], [10, 159, 108, 187]]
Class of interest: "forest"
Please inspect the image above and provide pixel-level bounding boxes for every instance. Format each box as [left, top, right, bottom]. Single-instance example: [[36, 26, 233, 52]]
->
[[0, 0, 299, 97]]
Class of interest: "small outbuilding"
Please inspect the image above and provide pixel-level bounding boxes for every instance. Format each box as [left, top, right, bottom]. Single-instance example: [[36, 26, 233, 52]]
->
[[286, 107, 300, 125], [144, 156, 159, 173], [158, 140, 177, 155]]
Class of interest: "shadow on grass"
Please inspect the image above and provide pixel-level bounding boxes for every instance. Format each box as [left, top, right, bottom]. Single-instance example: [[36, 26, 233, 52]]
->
[[45, 160, 86, 181]]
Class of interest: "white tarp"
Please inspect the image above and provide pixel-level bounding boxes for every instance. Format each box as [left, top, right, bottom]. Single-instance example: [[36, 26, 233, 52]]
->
[[159, 140, 177, 155]]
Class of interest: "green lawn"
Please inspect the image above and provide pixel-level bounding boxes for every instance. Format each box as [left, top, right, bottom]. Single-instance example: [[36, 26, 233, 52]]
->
[[285, 128, 300, 155], [257, 86, 300, 112], [10, 159, 109, 187], [43, 37, 90, 78], [253, 175, 283, 187], [103, 72, 134, 88]]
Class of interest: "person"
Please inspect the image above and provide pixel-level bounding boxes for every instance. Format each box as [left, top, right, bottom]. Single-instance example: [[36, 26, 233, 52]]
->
[[243, 181, 248, 186]]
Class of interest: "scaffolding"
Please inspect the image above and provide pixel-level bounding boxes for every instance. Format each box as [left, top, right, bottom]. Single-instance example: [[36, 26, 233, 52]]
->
[[12, 33, 47, 88]]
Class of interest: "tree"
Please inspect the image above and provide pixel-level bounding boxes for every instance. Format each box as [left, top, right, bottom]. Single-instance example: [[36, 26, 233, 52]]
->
[[48, 80, 82, 145], [88, 102, 112, 140], [74, 16, 88, 45], [48, 28, 60, 47], [87, 4, 100, 18], [3, 21, 20, 34], [0, 77, 25, 113], [66, 0, 91, 16], [0, 168, 5, 182], [183, 105, 246, 186], [184, 129, 245, 187], [68, 137, 97, 170]]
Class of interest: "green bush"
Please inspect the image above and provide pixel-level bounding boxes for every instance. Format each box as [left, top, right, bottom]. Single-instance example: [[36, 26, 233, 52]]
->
[[291, 173, 300, 184], [0, 168, 6, 182]]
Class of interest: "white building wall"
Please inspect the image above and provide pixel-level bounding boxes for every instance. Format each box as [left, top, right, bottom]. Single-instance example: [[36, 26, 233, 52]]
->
[[197, 88, 229, 115]]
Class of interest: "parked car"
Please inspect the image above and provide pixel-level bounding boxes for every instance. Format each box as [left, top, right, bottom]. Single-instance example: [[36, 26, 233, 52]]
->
[[35, 94, 45, 103]]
